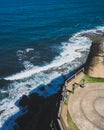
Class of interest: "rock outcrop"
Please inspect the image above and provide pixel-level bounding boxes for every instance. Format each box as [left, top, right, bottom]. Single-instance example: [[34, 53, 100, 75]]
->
[[14, 92, 61, 130], [84, 35, 104, 78]]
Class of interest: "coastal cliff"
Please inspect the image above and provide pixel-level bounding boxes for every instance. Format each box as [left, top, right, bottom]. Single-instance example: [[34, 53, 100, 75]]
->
[[84, 35, 104, 78], [14, 91, 61, 130], [12, 34, 104, 130]]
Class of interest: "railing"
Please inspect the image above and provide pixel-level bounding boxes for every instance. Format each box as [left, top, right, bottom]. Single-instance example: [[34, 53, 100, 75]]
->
[[57, 96, 68, 130], [57, 67, 84, 130], [66, 67, 84, 84]]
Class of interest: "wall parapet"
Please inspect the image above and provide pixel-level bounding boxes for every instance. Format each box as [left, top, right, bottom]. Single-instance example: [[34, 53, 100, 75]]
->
[[57, 67, 84, 130]]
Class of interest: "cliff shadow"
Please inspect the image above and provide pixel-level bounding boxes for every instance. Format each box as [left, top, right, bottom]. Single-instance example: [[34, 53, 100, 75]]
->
[[0, 66, 82, 130]]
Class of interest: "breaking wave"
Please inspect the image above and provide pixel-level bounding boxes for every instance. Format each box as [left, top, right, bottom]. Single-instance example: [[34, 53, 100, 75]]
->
[[1, 26, 104, 129]]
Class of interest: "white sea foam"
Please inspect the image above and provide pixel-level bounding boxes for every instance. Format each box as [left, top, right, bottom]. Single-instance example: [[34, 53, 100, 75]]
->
[[23, 61, 34, 70], [26, 48, 34, 53], [0, 71, 61, 129], [1, 26, 104, 129], [4, 35, 91, 81]]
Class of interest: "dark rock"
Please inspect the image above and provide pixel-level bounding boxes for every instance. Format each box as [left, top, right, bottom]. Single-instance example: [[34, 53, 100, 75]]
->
[[29, 94, 46, 112], [47, 83, 51, 87], [16, 112, 31, 127], [39, 86, 45, 91], [15, 91, 62, 130], [29, 93, 45, 104], [19, 95, 29, 107], [0, 109, 5, 115]]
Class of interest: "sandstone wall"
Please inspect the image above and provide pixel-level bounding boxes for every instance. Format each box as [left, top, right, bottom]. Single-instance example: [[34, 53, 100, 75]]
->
[[84, 36, 104, 78]]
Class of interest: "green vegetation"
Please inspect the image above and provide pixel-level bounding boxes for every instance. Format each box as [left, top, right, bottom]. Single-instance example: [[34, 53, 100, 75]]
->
[[67, 110, 79, 130], [65, 74, 104, 130], [50, 120, 54, 130], [63, 95, 79, 129], [64, 99, 68, 105], [84, 75, 104, 83], [64, 94, 71, 105], [63, 74, 104, 130], [65, 84, 80, 130]]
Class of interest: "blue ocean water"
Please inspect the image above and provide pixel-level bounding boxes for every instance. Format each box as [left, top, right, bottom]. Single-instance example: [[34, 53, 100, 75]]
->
[[0, 0, 104, 129], [0, 0, 104, 76]]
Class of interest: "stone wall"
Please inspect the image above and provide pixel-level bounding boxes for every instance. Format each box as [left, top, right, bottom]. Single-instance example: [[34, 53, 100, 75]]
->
[[84, 35, 104, 78]]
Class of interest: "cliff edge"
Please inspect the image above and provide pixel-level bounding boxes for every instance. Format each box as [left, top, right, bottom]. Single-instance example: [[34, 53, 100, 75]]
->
[[84, 34, 104, 78]]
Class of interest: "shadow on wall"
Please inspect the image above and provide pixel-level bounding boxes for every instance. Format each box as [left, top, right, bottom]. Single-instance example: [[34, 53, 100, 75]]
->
[[0, 67, 81, 130]]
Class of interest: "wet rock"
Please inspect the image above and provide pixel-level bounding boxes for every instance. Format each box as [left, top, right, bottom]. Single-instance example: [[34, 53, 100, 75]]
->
[[19, 95, 29, 107], [39, 86, 45, 91], [15, 91, 62, 130], [0, 109, 5, 115]]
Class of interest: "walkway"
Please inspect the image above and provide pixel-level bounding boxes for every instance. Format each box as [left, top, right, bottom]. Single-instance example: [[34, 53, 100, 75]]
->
[[68, 83, 104, 130]]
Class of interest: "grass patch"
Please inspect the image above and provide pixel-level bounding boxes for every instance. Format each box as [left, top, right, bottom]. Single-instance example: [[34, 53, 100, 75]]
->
[[66, 74, 104, 130], [64, 95, 70, 106], [67, 110, 79, 130], [84, 75, 104, 83], [64, 99, 68, 105]]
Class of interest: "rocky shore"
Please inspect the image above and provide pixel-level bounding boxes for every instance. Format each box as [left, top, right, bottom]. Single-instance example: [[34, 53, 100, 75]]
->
[[14, 90, 62, 130], [13, 33, 104, 130]]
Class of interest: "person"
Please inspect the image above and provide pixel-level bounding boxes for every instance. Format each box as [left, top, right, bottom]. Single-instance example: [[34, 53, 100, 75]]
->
[[72, 83, 76, 94], [80, 78, 86, 88], [82, 78, 85, 84]]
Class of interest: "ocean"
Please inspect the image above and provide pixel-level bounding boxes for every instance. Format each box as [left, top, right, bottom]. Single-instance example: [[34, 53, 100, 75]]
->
[[0, 0, 104, 129]]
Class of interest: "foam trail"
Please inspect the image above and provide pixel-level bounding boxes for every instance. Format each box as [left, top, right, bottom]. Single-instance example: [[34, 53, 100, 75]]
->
[[5, 64, 61, 80], [4, 36, 91, 81], [6, 24, 104, 81]]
